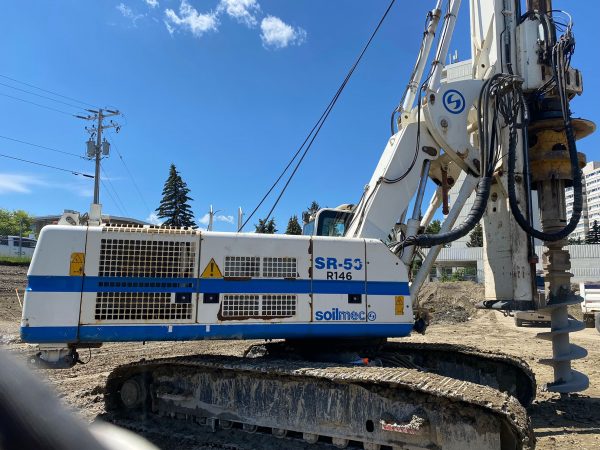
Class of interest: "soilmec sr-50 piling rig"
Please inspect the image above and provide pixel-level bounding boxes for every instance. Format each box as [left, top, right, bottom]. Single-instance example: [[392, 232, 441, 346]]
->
[[21, 1, 593, 448]]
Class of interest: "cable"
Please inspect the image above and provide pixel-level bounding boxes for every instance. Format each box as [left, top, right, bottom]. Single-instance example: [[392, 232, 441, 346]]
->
[[107, 135, 152, 216], [0, 135, 84, 159], [402, 74, 512, 248], [0, 152, 93, 178], [0, 81, 89, 112], [100, 178, 126, 217], [0, 73, 99, 109], [100, 178, 125, 216], [508, 21, 582, 241], [249, 0, 397, 229], [100, 165, 129, 216], [0, 92, 76, 116]]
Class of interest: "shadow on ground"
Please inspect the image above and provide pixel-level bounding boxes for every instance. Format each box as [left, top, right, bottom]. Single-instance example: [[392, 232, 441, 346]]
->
[[529, 395, 600, 437]]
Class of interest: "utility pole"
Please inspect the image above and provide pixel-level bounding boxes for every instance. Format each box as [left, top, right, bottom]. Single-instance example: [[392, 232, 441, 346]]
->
[[208, 205, 222, 231], [77, 108, 121, 205], [208, 205, 214, 231], [237, 207, 244, 232]]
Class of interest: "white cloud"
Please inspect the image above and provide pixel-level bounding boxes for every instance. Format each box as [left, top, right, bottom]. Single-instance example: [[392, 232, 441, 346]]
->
[[164, 20, 175, 35], [145, 0, 159, 8], [145, 212, 162, 225], [198, 212, 234, 226], [218, 0, 260, 27], [164, 0, 219, 37], [198, 213, 210, 225], [0, 174, 44, 194], [216, 214, 234, 224], [117, 2, 145, 25], [260, 16, 306, 49]]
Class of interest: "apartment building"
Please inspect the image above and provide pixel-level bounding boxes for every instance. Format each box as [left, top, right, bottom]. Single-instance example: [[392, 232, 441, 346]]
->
[[566, 161, 600, 241]]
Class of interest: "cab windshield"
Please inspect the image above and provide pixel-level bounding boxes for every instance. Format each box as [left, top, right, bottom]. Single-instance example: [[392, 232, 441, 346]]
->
[[304, 210, 353, 237]]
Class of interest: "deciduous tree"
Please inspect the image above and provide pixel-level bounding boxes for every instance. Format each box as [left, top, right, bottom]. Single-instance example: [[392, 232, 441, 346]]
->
[[0, 209, 34, 236]]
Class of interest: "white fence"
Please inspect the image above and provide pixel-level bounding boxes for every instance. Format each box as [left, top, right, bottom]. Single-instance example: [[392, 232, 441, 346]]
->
[[425, 245, 600, 283]]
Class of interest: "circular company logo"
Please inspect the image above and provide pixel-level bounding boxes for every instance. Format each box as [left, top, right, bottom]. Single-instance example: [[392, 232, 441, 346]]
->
[[367, 311, 377, 322], [442, 89, 466, 114]]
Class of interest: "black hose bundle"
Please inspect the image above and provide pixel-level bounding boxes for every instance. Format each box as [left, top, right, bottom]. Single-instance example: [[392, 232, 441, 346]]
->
[[402, 74, 509, 248], [508, 22, 582, 241]]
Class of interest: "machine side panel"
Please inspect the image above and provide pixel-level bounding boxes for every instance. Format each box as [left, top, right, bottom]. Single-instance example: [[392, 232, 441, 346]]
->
[[21, 226, 87, 343], [365, 239, 412, 326], [78, 226, 200, 326], [197, 232, 312, 325], [311, 236, 367, 323]]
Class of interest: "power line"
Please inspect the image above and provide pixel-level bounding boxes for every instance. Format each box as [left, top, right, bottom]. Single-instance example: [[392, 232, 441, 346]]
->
[[100, 165, 130, 216], [108, 135, 152, 215], [0, 81, 88, 112], [0, 152, 93, 178], [0, 135, 84, 159], [242, 0, 397, 230], [100, 178, 126, 217], [0, 92, 75, 116], [0, 73, 99, 109]]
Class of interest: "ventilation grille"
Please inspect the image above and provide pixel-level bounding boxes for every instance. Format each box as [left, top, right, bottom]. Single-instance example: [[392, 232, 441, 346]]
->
[[221, 294, 297, 319], [95, 292, 192, 321], [262, 294, 297, 316], [102, 224, 197, 235], [99, 238, 196, 278], [222, 294, 260, 317], [262, 257, 297, 278], [224, 256, 260, 278]]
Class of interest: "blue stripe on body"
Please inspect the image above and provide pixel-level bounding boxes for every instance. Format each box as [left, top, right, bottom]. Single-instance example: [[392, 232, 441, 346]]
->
[[27, 276, 410, 296], [21, 322, 413, 344]]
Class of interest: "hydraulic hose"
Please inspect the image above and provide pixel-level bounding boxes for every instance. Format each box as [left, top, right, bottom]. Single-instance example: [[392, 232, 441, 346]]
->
[[508, 21, 583, 242], [507, 115, 583, 241], [404, 177, 491, 247]]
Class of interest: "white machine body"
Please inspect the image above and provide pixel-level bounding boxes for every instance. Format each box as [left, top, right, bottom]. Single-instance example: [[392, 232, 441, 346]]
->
[[21, 225, 412, 345]]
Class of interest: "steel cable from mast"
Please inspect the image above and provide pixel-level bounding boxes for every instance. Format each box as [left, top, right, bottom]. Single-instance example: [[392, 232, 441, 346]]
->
[[241, 0, 397, 230]]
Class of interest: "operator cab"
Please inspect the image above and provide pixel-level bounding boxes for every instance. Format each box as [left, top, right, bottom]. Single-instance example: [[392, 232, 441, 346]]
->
[[302, 206, 354, 237]]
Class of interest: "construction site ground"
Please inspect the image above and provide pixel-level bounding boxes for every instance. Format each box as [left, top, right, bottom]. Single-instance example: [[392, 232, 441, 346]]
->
[[1, 265, 599, 449]]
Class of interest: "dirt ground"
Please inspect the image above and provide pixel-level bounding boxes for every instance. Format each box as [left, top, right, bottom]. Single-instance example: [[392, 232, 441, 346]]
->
[[1, 265, 599, 449]]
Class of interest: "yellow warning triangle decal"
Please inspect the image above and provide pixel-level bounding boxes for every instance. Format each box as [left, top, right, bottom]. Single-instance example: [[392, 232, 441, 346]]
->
[[201, 258, 223, 278]]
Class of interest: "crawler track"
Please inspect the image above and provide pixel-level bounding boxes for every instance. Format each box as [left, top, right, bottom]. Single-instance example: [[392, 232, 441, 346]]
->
[[105, 343, 536, 450]]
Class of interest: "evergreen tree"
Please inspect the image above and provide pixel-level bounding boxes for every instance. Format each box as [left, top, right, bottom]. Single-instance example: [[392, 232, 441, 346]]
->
[[255, 218, 277, 234], [587, 220, 600, 244], [155, 164, 196, 228], [466, 222, 484, 247], [424, 219, 450, 247], [307, 201, 320, 215], [425, 219, 441, 234], [286, 215, 302, 235]]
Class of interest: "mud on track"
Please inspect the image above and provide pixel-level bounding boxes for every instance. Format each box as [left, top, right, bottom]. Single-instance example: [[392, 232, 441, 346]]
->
[[1, 266, 599, 449]]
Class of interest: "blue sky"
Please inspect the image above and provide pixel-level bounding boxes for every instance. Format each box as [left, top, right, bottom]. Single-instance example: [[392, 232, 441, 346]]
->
[[0, 0, 599, 231]]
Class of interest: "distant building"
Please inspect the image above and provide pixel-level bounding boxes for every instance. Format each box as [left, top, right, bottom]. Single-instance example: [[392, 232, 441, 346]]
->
[[0, 235, 36, 257], [33, 210, 149, 235], [566, 161, 600, 241]]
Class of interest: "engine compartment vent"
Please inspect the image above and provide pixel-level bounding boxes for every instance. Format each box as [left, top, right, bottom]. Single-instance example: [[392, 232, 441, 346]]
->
[[221, 294, 297, 319], [99, 238, 196, 278], [222, 294, 260, 317], [262, 257, 297, 278], [224, 256, 260, 278], [95, 292, 193, 321]]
